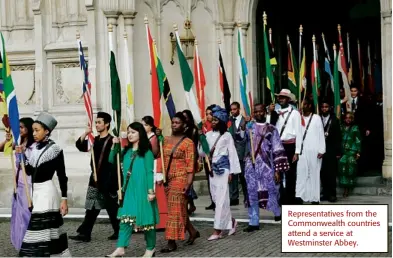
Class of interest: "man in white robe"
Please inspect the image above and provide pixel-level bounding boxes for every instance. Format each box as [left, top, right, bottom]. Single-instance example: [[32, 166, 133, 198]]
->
[[293, 97, 326, 204]]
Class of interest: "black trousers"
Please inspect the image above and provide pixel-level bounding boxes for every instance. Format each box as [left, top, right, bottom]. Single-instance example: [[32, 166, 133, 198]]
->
[[229, 160, 248, 203], [280, 143, 297, 205], [77, 194, 119, 237], [320, 155, 337, 199]]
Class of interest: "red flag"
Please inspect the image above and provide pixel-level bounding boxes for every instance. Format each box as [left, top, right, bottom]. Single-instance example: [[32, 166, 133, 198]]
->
[[193, 44, 206, 120], [146, 24, 161, 127]]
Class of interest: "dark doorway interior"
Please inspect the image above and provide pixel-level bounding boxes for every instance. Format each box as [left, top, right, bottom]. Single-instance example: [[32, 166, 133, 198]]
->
[[255, 0, 383, 176]]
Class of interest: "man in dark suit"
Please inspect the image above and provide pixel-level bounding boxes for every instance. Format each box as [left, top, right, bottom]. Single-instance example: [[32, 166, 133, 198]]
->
[[228, 102, 248, 206], [320, 99, 341, 202]]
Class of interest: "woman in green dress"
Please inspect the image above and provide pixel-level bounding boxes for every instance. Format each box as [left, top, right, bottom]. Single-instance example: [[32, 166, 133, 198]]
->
[[338, 112, 361, 198], [106, 122, 159, 257]]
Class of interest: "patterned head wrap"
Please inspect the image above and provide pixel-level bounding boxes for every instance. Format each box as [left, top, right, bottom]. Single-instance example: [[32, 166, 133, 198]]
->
[[212, 105, 228, 124]]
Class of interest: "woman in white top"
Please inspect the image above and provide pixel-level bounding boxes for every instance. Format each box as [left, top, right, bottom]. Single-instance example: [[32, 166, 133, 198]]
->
[[199, 105, 241, 240]]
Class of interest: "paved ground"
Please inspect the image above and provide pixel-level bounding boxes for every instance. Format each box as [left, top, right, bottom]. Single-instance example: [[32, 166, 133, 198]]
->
[[0, 220, 391, 257]]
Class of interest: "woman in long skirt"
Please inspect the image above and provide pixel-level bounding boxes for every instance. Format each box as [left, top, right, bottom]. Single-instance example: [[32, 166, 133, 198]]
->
[[158, 112, 199, 253], [106, 122, 159, 257], [142, 116, 168, 230], [1, 118, 35, 251], [338, 112, 361, 197], [18, 112, 70, 257], [200, 106, 240, 240]]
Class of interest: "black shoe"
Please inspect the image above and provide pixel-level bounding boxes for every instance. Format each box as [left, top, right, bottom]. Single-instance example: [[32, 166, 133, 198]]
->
[[160, 245, 177, 253], [274, 216, 281, 222], [243, 225, 260, 232], [230, 199, 239, 206], [205, 203, 215, 210], [320, 196, 328, 201], [69, 234, 91, 242], [108, 232, 119, 240]]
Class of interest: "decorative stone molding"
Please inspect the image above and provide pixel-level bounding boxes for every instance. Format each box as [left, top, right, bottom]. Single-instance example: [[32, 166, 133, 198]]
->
[[221, 21, 235, 36], [218, 0, 235, 22], [161, 0, 186, 15], [51, 0, 88, 28], [191, 0, 214, 20], [0, 0, 34, 31], [10, 65, 35, 105], [54, 63, 83, 105], [123, 11, 138, 26], [85, 0, 95, 11]]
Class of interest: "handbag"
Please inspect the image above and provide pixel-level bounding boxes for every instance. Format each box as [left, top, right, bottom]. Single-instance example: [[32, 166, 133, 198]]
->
[[163, 136, 187, 187], [119, 151, 138, 208]]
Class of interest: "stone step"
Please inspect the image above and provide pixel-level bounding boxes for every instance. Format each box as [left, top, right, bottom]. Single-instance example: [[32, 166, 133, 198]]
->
[[193, 175, 392, 196]]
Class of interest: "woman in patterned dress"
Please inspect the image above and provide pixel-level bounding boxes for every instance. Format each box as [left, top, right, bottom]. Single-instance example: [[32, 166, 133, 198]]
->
[[142, 116, 168, 230], [338, 112, 362, 198], [18, 112, 70, 257], [158, 112, 199, 253]]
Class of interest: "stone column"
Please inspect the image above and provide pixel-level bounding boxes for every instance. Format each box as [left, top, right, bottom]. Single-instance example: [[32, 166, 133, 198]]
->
[[380, 0, 392, 179], [31, 0, 47, 114], [221, 22, 235, 102]]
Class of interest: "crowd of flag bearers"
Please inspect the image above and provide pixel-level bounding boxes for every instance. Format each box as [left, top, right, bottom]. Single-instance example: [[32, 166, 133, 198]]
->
[[0, 11, 384, 258]]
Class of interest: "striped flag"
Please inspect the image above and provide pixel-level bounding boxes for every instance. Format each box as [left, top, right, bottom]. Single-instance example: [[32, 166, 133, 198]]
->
[[287, 36, 298, 100], [311, 35, 320, 113], [333, 44, 341, 119], [218, 45, 231, 113], [0, 50, 12, 155], [299, 47, 306, 100], [193, 42, 206, 120], [154, 42, 176, 121], [263, 15, 275, 102], [146, 23, 161, 128], [237, 26, 251, 116], [77, 39, 95, 149], [322, 33, 334, 93], [0, 32, 20, 146], [124, 33, 134, 124], [337, 25, 351, 111]]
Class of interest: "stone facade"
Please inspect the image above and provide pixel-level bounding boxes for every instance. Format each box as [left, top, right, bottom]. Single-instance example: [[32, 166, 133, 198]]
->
[[0, 0, 391, 208]]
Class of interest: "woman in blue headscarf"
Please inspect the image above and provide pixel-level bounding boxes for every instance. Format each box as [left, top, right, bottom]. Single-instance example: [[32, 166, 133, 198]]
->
[[198, 105, 241, 241]]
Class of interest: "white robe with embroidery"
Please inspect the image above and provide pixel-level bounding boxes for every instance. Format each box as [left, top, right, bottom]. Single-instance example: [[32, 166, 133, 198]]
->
[[199, 131, 241, 230], [295, 114, 326, 202]]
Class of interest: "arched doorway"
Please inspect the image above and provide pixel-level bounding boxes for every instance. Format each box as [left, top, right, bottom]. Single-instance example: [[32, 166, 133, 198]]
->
[[253, 0, 384, 176]]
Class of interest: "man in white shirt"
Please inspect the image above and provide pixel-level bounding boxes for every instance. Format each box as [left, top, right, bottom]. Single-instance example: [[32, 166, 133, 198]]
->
[[274, 89, 302, 205]]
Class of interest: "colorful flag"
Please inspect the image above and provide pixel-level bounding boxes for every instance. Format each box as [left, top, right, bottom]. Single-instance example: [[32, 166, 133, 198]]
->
[[311, 36, 320, 113], [77, 40, 95, 149], [333, 44, 341, 119], [237, 27, 251, 116], [337, 26, 350, 111], [218, 46, 231, 113], [322, 33, 334, 93], [263, 19, 275, 102], [154, 43, 176, 121], [298, 47, 306, 104], [124, 34, 134, 124], [287, 36, 298, 100], [109, 51, 121, 137], [347, 33, 353, 85], [0, 32, 20, 147], [174, 28, 209, 155], [146, 24, 161, 128], [193, 43, 206, 120], [269, 28, 278, 69]]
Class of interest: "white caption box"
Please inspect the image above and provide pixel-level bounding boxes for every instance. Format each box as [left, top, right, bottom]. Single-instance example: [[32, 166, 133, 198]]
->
[[282, 205, 388, 253]]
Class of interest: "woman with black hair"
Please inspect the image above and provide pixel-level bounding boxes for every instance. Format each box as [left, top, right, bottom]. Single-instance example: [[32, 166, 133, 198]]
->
[[199, 106, 240, 240], [142, 116, 168, 230], [182, 109, 198, 215], [18, 112, 70, 257], [158, 112, 199, 253], [107, 122, 159, 257], [0, 117, 35, 251]]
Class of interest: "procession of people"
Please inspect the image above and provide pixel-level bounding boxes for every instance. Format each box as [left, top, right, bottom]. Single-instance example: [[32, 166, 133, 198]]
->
[[0, 82, 382, 257]]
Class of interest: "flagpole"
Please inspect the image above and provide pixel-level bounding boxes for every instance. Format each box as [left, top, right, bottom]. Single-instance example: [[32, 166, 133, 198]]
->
[[20, 155, 32, 209], [76, 31, 98, 184], [346, 33, 350, 67], [108, 23, 122, 202], [312, 34, 319, 115], [152, 39, 166, 184], [333, 43, 340, 119], [298, 25, 303, 109]]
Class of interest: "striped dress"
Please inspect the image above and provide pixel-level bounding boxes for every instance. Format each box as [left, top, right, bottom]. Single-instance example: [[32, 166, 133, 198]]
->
[[19, 140, 71, 257]]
